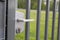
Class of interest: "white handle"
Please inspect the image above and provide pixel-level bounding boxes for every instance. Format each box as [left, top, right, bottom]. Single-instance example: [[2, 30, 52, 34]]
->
[[17, 19, 34, 22]]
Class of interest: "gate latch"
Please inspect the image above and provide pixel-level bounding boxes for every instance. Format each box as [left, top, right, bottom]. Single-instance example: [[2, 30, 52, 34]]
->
[[15, 11, 34, 34], [17, 19, 34, 22]]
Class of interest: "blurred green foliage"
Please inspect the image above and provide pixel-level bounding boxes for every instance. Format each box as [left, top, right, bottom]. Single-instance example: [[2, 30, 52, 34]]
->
[[18, 0, 53, 10]]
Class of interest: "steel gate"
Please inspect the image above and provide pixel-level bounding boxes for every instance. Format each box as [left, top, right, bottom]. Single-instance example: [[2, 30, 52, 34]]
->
[[0, 0, 60, 40], [0, 0, 16, 40]]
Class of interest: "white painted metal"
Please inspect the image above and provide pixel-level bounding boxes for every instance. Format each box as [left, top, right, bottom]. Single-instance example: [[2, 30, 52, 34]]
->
[[15, 11, 34, 34], [15, 11, 24, 34]]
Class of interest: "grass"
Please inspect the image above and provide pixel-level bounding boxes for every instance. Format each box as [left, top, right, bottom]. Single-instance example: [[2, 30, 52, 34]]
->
[[15, 9, 58, 40]]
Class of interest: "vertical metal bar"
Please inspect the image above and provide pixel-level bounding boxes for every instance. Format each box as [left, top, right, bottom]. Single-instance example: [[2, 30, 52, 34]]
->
[[57, 0, 60, 40], [36, 0, 42, 40], [5, 0, 8, 40], [7, 0, 16, 40], [3, 0, 6, 40], [25, 0, 31, 40], [51, 0, 56, 40], [44, 0, 50, 40], [0, 1, 6, 40]]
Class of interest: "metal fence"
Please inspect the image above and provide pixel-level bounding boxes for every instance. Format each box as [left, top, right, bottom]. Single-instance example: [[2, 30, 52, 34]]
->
[[0, 0, 60, 40], [25, 0, 60, 40]]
